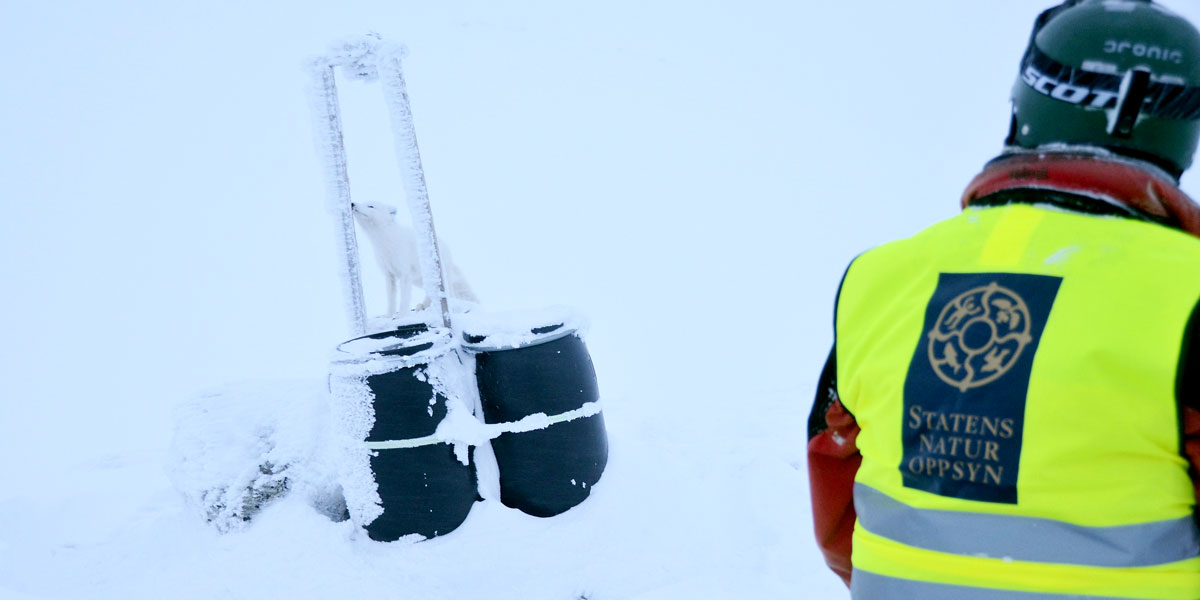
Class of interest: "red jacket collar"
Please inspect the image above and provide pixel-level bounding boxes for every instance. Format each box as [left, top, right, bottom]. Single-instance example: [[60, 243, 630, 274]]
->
[[961, 153, 1200, 238]]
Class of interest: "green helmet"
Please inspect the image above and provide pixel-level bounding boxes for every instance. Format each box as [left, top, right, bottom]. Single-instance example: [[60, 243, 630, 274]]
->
[[1008, 0, 1200, 178]]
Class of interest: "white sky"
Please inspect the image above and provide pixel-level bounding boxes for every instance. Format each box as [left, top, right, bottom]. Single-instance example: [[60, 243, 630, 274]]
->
[[2, 0, 1199, 510]]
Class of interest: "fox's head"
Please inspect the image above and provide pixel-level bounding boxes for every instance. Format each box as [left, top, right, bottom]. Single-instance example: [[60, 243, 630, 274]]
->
[[350, 202, 398, 227]]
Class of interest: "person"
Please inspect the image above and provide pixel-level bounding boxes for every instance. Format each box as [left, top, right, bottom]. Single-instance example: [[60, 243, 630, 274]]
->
[[807, 1, 1200, 597]]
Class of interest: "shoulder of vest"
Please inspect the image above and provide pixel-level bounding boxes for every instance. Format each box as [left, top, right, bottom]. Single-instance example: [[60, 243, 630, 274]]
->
[[971, 189, 1177, 227], [832, 256, 859, 333]]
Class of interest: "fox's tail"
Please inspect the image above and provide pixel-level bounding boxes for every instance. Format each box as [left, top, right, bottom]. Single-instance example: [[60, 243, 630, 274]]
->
[[446, 262, 479, 303]]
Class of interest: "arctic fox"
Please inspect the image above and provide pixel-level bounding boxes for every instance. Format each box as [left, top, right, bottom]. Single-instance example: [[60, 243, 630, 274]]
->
[[351, 202, 479, 314]]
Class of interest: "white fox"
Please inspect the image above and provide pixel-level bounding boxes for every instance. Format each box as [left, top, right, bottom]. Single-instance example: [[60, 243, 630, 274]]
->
[[351, 202, 479, 314]]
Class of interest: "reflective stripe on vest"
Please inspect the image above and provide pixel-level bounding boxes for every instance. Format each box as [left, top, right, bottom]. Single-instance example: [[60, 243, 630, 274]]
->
[[852, 570, 1131, 600], [855, 482, 1200, 568]]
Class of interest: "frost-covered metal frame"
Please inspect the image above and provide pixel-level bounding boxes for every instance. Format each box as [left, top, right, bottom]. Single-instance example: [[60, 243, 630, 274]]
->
[[308, 34, 451, 336]]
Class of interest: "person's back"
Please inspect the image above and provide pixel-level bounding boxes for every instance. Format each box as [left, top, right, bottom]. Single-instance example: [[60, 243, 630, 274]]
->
[[808, 1, 1200, 597]]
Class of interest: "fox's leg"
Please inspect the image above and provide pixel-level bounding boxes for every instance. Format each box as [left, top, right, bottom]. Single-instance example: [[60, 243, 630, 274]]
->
[[386, 273, 397, 315], [399, 276, 412, 313]]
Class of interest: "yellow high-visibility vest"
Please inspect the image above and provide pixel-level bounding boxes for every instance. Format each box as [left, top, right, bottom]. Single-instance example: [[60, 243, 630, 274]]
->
[[836, 203, 1200, 599]]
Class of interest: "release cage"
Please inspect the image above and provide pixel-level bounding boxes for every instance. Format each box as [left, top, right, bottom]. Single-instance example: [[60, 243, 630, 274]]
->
[[309, 35, 609, 540]]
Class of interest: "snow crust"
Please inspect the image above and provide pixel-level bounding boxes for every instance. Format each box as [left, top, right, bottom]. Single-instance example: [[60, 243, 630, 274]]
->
[[458, 305, 589, 350]]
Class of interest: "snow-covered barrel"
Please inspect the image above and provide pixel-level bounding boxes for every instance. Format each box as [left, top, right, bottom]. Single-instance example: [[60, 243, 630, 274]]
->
[[461, 309, 608, 517], [329, 323, 477, 541]]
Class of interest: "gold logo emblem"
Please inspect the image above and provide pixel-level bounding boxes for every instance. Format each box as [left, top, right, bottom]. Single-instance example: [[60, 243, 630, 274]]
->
[[928, 282, 1034, 392]]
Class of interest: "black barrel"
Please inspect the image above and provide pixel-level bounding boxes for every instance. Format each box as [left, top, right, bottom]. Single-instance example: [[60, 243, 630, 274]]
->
[[465, 323, 608, 517], [333, 323, 477, 541]]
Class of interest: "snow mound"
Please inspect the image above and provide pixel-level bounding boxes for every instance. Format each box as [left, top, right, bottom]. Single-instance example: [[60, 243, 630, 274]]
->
[[167, 379, 345, 532]]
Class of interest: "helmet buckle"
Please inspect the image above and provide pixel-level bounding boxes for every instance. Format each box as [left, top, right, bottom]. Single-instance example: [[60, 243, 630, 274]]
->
[[1107, 67, 1152, 138]]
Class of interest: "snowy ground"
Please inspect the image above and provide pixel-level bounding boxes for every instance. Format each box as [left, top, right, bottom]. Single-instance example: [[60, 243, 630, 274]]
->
[[4, 1, 1200, 599]]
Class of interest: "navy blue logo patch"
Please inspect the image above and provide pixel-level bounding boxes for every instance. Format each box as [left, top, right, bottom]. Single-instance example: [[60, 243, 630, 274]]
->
[[901, 273, 1061, 504]]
